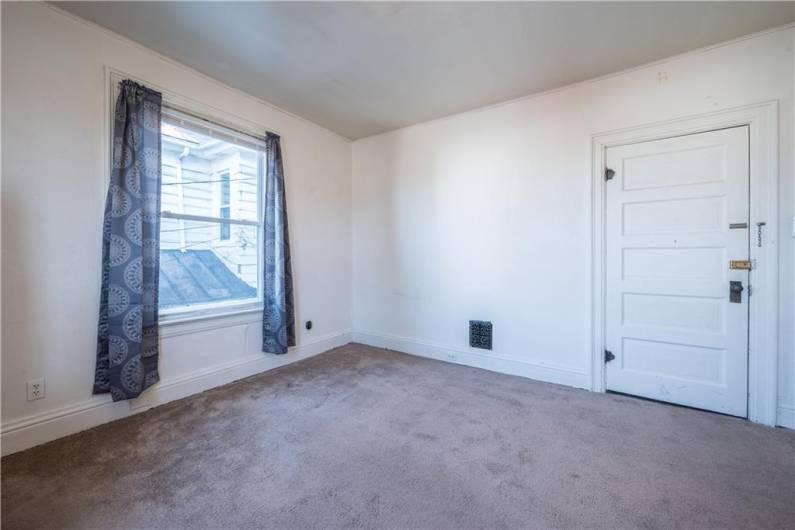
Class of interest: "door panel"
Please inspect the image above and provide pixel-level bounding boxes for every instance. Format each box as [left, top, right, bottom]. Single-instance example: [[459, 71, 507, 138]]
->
[[605, 126, 749, 417]]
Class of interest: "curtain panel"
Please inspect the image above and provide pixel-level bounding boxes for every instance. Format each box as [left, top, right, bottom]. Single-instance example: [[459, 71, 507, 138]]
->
[[262, 133, 296, 354], [94, 80, 162, 401]]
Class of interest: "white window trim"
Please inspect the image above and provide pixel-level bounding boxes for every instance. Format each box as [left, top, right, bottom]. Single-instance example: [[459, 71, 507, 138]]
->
[[159, 306, 263, 339], [105, 67, 275, 326], [159, 301, 263, 327]]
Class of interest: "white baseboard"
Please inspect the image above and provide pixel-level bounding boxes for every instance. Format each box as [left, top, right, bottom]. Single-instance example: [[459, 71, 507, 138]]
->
[[1, 330, 351, 456], [352, 330, 590, 390], [7, 327, 782, 456], [777, 405, 795, 429]]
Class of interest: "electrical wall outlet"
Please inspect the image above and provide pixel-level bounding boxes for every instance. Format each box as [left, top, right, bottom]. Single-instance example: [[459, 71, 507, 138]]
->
[[27, 378, 45, 401]]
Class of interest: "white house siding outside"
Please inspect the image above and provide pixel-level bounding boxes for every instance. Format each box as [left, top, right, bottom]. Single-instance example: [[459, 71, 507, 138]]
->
[[160, 122, 261, 298]]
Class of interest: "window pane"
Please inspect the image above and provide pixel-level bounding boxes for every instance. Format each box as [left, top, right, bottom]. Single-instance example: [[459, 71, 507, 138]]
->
[[159, 113, 263, 313], [159, 218, 259, 310], [161, 120, 260, 222]]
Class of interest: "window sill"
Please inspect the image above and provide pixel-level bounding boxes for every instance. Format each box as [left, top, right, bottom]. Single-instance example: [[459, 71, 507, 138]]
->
[[159, 304, 262, 338]]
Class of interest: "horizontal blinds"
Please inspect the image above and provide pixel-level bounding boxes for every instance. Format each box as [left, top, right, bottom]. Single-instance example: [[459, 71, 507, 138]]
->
[[161, 106, 268, 152]]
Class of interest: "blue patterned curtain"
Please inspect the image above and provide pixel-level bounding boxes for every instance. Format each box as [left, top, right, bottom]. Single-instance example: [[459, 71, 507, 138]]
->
[[262, 133, 296, 354], [94, 80, 162, 401]]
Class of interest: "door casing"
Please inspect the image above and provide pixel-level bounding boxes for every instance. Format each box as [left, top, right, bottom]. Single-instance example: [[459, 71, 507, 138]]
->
[[590, 101, 779, 425]]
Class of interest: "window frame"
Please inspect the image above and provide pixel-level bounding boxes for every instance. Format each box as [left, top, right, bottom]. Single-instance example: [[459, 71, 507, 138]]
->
[[106, 69, 273, 326], [218, 170, 231, 241], [158, 106, 266, 321]]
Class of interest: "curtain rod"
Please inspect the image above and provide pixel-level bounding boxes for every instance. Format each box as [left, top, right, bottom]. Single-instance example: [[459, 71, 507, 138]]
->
[[108, 68, 282, 139], [162, 104, 272, 146]]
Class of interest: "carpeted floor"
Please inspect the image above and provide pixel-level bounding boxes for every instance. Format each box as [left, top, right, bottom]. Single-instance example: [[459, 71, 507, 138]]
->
[[2, 344, 794, 529]]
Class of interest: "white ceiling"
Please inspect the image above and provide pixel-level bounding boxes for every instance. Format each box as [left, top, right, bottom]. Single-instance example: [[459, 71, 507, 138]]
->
[[56, 1, 794, 139]]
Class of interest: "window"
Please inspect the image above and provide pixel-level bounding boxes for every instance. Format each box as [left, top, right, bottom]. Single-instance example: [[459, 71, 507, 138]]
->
[[159, 107, 265, 315]]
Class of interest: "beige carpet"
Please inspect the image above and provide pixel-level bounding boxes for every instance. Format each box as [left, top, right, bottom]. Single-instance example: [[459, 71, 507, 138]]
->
[[2, 343, 794, 529]]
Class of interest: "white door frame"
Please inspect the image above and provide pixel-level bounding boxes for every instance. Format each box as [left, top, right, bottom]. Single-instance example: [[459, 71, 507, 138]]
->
[[590, 101, 779, 425]]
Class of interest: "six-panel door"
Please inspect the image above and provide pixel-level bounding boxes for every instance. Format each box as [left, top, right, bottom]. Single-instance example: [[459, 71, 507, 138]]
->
[[605, 126, 750, 417]]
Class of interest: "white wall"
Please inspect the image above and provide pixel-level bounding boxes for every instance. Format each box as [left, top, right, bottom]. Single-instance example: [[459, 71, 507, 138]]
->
[[1, 3, 352, 454], [2, 5, 793, 457], [351, 27, 795, 427]]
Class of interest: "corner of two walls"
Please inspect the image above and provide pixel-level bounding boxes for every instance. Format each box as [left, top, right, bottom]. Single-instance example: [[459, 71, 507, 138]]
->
[[348, 27, 795, 429]]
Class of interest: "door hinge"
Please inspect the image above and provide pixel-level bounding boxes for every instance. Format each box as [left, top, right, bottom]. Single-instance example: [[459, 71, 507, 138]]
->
[[605, 168, 615, 181], [604, 349, 615, 363]]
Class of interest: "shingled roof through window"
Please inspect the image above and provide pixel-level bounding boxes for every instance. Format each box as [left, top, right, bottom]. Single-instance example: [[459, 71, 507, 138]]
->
[[159, 249, 257, 309]]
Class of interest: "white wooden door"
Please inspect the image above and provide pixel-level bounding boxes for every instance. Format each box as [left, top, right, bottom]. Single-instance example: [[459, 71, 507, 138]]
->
[[605, 126, 749, 417]]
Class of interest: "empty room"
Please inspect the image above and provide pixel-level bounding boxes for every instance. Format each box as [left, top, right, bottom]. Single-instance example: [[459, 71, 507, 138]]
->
[[1, 1, 794, 528]]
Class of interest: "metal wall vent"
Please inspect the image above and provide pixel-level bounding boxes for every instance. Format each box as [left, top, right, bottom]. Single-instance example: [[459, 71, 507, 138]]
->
[[469, 320, 492, 350]]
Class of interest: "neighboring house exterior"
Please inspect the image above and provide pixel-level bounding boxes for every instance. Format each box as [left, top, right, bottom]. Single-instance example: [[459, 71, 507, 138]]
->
[[159, 121, 261, 308]]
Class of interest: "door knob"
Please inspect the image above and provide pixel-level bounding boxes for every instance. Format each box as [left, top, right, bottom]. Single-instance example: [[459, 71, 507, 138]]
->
[[729, 281, 744, 303]]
